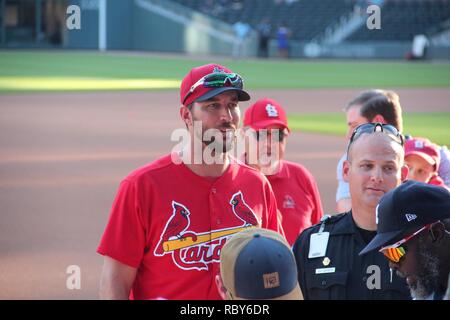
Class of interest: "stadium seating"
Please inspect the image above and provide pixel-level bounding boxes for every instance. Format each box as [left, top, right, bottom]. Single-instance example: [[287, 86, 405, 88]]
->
[[171, 0, 353, 41], [349, 0, 450, 41], [172, 0, 450, 42]]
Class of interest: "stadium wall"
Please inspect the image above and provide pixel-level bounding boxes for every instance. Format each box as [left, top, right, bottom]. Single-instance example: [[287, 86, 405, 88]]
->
[[66, 0, 99, 49], [2, 0, 447, 59], [64, 0, 257, 56]]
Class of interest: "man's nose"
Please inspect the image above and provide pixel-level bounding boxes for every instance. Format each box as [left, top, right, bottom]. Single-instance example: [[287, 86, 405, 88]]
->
[[371, 167, 383, 182], [407, 168, 417, 180], [219, 106, 232, 122]]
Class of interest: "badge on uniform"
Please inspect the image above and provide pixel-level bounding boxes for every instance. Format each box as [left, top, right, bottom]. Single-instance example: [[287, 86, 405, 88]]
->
[[308, 232, 330, 259], [315, 267, 336, 274]]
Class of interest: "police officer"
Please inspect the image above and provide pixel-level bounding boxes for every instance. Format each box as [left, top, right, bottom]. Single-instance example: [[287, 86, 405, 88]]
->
[[293, 123, 411, 299]]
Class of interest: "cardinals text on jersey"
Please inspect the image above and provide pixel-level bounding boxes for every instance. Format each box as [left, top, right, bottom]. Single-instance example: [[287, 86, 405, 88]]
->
[[154, 191, 259, 271]]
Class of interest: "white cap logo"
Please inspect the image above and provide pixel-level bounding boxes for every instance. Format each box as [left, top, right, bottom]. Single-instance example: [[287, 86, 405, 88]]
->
[[414, 140, 424, 149], [266, 104, 278, 118], [405, 213, 417, 222], [212, 66, 225, 73]]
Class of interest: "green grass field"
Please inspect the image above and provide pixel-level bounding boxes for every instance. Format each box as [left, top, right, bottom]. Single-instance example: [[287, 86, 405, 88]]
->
[[289, 112, 450, 146], [1, 51, 448, 144], [1, 51, 450, 91]]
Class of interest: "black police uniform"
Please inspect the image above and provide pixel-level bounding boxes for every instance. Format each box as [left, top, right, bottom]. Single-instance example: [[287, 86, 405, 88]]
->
[[292, 211, 411, 300]]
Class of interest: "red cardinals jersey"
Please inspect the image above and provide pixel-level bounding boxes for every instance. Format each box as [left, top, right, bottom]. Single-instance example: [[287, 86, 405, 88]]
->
[[97, 154, 281, 300], [266, 160, 323, 245]]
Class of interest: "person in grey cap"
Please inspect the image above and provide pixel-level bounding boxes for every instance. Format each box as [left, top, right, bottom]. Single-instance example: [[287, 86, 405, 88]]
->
[[217, 228, 303, 300], [360, 180, 450, 300]]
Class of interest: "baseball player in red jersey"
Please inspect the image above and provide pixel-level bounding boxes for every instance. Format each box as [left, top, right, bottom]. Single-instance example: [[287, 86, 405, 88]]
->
[[97, 64, 282, 300], [242, 98, 323, 245]]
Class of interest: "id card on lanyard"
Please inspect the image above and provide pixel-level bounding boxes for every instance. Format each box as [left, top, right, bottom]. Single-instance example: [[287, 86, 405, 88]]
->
[[308, 215, 331, 259]]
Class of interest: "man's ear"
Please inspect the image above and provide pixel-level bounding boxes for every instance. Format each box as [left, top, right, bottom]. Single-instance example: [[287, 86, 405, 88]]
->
[[430, 222, 446, 242], [343, 160, 350, 183], [400, 165, 409, 182], [180, 105, 193, 127], [372, 114, 387, 124]]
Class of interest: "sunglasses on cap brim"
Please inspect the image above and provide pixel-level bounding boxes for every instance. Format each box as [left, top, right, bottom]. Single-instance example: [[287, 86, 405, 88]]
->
[[182, 72, 244, 105], [379, 223, 432, 263]]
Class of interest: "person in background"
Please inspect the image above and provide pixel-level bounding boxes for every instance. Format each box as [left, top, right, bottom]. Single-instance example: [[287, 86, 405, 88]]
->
[[404, 137, 449, 190], [336, 90, 450, 212], [276, 23, 291, 58], [257, 18, 272, 58], [242, 98, 323, 245], [336, 90, 403, 213]]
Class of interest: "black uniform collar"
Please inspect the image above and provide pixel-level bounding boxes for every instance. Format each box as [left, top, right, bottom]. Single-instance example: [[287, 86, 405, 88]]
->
[[329, 211, 357, 236]]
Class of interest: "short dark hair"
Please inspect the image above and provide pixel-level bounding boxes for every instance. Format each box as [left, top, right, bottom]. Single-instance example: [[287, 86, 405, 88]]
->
[[360, 95, 403, 132], [345, 89, 386, 111]]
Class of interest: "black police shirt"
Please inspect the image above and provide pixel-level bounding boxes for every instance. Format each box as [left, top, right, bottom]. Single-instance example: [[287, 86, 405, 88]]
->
[[292, 211, 411, 300]]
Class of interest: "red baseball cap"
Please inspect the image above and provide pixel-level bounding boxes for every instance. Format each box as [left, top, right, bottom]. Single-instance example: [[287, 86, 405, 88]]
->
[[180, 63, 250, 106], [405, 137, 440, 170], [243, 98, 290, 132]]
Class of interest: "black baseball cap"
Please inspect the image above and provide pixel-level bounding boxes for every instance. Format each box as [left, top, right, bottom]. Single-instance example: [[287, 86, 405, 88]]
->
[[360, 180, 450, 255]]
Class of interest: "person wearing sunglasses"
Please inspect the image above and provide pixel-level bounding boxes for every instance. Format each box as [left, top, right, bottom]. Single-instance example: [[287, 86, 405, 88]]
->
[[293, 122, 411, 300], [336, 90, 450, 213], [336, 90, 403, 213], [241, 98, 324, 246], [97, 64, 283, 299], [360, 180, 450, 300]]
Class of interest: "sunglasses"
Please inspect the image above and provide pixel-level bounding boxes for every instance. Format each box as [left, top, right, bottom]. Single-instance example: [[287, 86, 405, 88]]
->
[[379, 223, 432, 263], [254, 129, 287, 142], [347, 123, 404, 155], [182, 72, 244, 105]]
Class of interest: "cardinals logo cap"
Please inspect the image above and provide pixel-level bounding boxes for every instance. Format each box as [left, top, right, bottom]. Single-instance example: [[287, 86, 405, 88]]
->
[[360, 180, 450, 256], [220, 228, 303, 300], [243, 98, 290, 132], [180, 63, 250, 106], [405, 137, 441, 170]]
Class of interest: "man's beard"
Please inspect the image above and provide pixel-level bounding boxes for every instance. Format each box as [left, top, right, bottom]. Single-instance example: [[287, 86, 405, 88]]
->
[[397, 237, 440, 300], [206, 128, 235, 154], [193, 120, 235, 155]]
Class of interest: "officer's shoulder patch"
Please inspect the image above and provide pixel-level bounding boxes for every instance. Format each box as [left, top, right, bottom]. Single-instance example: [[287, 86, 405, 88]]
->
[[328, 212, 346, 222], [296, 213, 347, 241], [318, 213, 345, 225]]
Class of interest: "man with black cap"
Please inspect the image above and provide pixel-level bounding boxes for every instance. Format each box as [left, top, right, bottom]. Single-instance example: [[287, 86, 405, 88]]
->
[[97, 64, 282, 299], [293, 123, 411, 299], [360, 180, 450, 300]]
